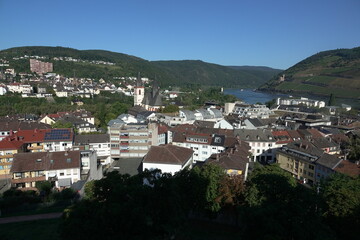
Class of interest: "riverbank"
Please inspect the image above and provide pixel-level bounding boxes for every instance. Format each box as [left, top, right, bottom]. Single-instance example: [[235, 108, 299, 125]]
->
[[224, 88, 360, 109]]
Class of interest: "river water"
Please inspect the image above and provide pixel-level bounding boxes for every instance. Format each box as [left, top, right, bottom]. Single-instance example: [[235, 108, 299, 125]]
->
[[223, 89, 287, 104], [224, 88, 360, 108]]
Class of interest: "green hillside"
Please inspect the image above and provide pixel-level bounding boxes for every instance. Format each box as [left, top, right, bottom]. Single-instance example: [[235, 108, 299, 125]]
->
[[259, 47, 360, 98], [0, 46, 279, 88]]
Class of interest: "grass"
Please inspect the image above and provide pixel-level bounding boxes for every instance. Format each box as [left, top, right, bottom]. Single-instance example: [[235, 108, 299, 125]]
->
[[0, 218, 241, 240], [1, 201, 71, 218], [0, 218, 61, 240]]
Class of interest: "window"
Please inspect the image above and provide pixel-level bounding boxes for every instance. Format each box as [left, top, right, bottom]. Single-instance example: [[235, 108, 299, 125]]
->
[[309, 165, 314, 170], [62, 143, 67, 146], [60, 172, 64, 176], [202, 151, 208, 155], [214, 137, 221, 143]]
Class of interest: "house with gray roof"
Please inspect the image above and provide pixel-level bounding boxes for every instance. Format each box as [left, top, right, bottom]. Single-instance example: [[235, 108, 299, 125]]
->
[[74, 134, 111, 165], [234, 129, 277, 163], [277, 140, 343, 185]]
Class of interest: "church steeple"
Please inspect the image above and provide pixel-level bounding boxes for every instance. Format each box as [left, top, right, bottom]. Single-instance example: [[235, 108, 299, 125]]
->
[[134, 72, 144, 106]]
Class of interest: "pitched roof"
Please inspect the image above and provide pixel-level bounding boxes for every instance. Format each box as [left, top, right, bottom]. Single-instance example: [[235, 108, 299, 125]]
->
[[0, 137, 24, 150], [307, 128, 324, 138], [0, 121, 51, 131], [194, 120, 215, 128], [11, 151, 81, 172], [6, 128, 74, 143], [234, 129, 275, 142], [143, 144, 193, 166], [74, 134, 109, 144], [316, 154, 342, 169], [272, 130, 293, 144], [157, 123, 169, 135], [311, 138, 339, 149], [334, 160, 360, 178], [287, 130, 302, 140]]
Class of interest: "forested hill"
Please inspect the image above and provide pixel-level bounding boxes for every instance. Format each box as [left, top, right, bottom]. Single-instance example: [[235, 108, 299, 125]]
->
[[0, 46, 280, 88], [259, 47, 360, 99]]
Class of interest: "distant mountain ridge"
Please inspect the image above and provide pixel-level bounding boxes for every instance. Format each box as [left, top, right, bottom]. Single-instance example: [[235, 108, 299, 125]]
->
[[259, 47, 360, 99], [0, 46, 281, 88]]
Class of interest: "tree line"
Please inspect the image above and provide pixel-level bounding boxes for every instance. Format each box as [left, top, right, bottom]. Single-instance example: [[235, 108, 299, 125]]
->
[[60, 164, 360, 240]]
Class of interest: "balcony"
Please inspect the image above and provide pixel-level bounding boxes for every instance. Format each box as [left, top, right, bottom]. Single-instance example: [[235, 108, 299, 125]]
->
[[120, 150, 129, 153], [27, 145, 44, 150], [0, 154, 13, 159], [11, 176, 46, 184]]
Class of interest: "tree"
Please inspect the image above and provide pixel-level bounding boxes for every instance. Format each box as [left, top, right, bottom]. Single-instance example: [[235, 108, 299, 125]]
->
[[320, 173, 360, 240], [328, 93, 336, 106], [190, 164, 226, 212], [35, 181, 52, 197], [161, 104, 179, 113], [348, 137, 360, 160], [240, 164, 335, 240], [51, 120, 73, 129]]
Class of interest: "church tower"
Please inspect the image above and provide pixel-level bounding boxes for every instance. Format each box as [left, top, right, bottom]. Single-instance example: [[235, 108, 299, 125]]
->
[[134, 72, 144, 106]]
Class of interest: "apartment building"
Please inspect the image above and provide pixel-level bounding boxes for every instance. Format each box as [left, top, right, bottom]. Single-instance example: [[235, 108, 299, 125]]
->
[[172, 132, 236, 163], [30, 59, 53, 74], [74, 134, 111, 165], [109, 122, 158, 159], [276, 141, 342, 185]]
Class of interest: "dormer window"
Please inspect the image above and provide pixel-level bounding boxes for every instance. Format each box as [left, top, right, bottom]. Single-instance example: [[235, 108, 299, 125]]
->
[[214, 137, 221, 143]]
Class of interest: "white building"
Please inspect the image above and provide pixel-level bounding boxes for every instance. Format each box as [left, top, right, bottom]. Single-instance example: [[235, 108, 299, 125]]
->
[[74, 134, 111, 165], [234, 129, 277, 163], [232, 103, 273, 119], [172, 133, 234, 163], [10, 150, 102, 189], [142, 144, 193, 175], [276, 97, 326, 108]]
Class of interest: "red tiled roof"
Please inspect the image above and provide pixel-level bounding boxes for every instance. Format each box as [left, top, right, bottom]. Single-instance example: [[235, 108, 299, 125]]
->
[[272, 130, 293, 144], [307, 128, 324, 138], [287, 130, 302, 140], [158, 124, 169, 135], [0, 137, 24, 150], [3, 128, 73, 143], [334, 160, 360, 178], [47, 114, 61, 119]]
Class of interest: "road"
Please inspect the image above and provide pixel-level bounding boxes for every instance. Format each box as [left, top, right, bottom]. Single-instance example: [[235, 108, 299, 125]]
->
[[0, 212, 62, 224]]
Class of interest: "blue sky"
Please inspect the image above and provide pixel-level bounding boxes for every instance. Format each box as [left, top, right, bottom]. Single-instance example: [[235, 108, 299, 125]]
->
[[0, 0, 359, 69]]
